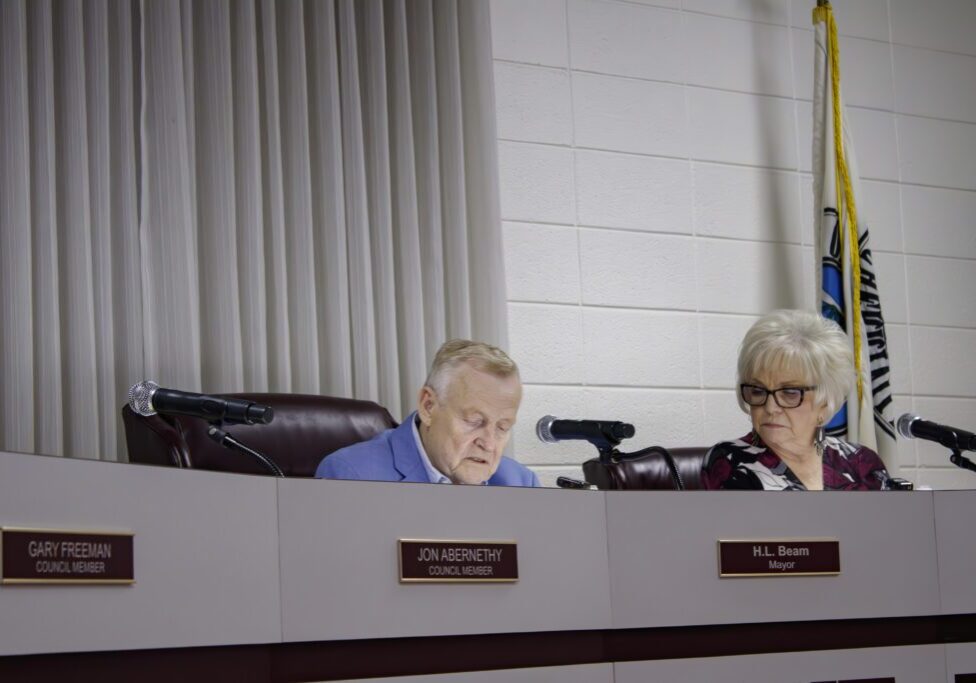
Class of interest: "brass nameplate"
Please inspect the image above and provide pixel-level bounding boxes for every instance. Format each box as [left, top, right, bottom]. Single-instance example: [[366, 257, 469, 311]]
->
[[398, 539, 517, 583], [719, 538, 839, 577], [1, 527, 134, 585]]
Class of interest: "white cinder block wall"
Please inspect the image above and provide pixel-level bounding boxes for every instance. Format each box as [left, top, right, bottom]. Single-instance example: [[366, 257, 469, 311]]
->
[[491, 0, 976, 489]]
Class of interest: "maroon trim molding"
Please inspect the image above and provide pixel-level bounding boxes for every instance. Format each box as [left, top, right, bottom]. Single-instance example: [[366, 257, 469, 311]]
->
[[2, 614, 975, 683]]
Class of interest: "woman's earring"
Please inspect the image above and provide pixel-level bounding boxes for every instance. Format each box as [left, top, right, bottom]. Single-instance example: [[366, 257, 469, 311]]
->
[[814, 420, 826, 458]]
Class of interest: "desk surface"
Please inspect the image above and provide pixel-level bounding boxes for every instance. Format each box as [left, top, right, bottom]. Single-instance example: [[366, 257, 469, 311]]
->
[[1, 450, 974, 682]]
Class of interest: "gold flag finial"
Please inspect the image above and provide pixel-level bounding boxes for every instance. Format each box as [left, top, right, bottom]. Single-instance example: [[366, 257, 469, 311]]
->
[[813, 1, 831, 24]]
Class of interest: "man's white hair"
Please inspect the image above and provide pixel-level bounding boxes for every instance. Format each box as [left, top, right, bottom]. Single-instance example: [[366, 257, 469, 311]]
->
[[425, 339, 519, 396], [736, 309, 854, 417]]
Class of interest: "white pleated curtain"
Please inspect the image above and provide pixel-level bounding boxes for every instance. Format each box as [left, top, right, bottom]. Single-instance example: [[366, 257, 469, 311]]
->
[[0, 0, 508, 462]]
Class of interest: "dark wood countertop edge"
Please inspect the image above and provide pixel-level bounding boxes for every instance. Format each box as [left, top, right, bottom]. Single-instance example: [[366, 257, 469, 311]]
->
[[2, 613, 975, 682]]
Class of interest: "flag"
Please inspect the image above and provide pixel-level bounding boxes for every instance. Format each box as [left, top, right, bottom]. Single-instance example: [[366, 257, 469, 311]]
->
[[812, 1, 898, 473]]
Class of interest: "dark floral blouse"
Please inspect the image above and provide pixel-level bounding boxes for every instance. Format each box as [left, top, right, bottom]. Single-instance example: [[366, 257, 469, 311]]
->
[[701, 432, 890, 491]]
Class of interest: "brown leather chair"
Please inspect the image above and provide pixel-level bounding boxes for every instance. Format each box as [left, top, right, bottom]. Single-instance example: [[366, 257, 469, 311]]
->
[[122, 393, 397, 477], [582, 446, 710, 490]]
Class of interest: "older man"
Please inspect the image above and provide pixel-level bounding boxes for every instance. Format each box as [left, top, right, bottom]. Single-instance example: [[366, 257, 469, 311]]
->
[[315, 339, 539, 487]]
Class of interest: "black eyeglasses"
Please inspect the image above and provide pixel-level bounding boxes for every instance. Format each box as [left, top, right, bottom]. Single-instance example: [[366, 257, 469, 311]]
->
[[739, 384, 816, 409]]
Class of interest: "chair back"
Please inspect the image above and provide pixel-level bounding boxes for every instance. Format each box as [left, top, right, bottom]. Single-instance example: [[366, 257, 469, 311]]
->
[[582, 446, 709, 490], [123, 393, 397, 477]]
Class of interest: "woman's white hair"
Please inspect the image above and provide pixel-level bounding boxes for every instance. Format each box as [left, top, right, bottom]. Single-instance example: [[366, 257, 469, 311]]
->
[[425, 339, 519, 396], [736, 309, 854, 417]]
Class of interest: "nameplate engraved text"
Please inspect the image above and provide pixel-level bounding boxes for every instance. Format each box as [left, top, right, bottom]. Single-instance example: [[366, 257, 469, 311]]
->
[[1, 527, 134, 585], [399, 539, 517, 583], [719, 539, 839, 577]]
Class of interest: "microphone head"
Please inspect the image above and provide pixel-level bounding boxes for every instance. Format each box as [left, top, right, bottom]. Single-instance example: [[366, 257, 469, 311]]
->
[[612, 422, 636, 440], [896, 413, 920, 440], [536, 415, 558, 443], [128, 380, 160, 417], [247, 404, 275, 425]]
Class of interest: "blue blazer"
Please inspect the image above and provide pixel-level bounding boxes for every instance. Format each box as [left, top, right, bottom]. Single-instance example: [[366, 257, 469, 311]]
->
[[315, 412, 539, 487]]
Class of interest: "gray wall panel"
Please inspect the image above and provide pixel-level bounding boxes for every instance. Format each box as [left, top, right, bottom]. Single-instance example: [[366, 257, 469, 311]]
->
[[328, 663, 612, 683], [606, 491, 940, 628], [615, 644, 947, 683], [0, 451, 281, 655], [935, 491, 976, 614], [278, 479, 611, 641], [947, 643, 976, 681]]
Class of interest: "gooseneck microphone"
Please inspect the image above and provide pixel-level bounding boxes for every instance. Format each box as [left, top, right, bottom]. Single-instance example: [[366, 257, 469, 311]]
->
[[897, 413, 976, 452], [536, 415, 635, 449], [128, 380, 274, 426]]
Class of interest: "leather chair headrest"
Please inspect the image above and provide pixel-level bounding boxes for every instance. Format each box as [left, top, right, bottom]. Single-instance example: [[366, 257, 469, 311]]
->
[[582, 446, 709, 490], [123, 393, 397, 477]]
